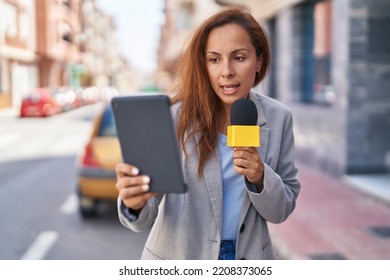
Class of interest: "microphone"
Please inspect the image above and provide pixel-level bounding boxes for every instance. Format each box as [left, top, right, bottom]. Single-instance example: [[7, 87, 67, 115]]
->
[[227, 98, 260, 147]]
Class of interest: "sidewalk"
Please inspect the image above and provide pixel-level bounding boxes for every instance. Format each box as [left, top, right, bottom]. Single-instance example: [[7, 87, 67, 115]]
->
[[269, 162, 390, 260], [0, 107, 18, 118]]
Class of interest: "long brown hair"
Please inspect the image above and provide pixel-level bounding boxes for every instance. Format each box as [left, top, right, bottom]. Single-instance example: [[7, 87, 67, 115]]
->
[[170, 7, 270, 177]]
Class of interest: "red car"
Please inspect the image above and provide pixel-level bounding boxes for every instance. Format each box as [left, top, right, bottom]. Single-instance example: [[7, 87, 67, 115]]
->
[[20, 88, 62, 117]]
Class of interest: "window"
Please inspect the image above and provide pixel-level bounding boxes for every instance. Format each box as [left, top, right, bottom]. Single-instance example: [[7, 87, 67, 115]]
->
[[312, 0, 334, 105], [2, 1, 18, 38], [62, 0, 71, 8], [293, 0, 335, 105], [368, 12, 390, 64], [19, 11, 30, 41], [99, 105, 117, 137], [176, 2, 194, 30], [60, 22, 72, 43]]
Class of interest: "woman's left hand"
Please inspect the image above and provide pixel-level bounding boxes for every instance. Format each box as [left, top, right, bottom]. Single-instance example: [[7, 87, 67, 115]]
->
[[232, 147, 264, 190]]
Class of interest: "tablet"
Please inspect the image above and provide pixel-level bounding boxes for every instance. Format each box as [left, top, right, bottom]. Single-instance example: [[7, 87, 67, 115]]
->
[[111, 94, 187, 193]]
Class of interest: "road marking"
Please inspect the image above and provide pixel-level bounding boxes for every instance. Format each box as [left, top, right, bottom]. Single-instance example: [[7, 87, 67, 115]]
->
[[0, 133, 22, 149], [60, 193, 78, 215], [20, 230, 59, 260], [48, 134, 87, 155], [0, 134, 57, 163]]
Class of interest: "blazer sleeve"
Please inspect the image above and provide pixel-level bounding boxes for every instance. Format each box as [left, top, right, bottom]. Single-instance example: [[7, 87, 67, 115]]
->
[[246, 109, 300, 224], [117, 196, 159, 232]]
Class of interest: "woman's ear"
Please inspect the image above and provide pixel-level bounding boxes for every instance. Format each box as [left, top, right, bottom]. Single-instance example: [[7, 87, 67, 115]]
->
[[256, 56, 263, 73]]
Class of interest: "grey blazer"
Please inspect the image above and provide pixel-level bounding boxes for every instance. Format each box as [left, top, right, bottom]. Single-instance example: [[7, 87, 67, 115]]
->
[[118, 90, 300, 260]]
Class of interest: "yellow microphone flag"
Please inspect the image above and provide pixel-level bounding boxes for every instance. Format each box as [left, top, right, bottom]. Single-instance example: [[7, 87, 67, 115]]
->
[[227, 125, 260, 147]]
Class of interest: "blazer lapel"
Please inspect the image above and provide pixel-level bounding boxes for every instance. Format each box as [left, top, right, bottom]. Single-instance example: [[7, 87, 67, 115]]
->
[[249, 91, 269, 161], [259, 127, 269, 162], [195, 134, 224, 237]]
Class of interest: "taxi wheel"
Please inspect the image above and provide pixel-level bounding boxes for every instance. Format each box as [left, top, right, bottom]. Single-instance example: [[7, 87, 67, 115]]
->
[[78, 194, 98, 218]]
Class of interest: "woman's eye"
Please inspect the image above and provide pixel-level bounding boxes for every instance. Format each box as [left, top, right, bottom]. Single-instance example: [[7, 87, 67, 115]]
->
[[234, 56, 245, 62], [209, 57, 219, 63]]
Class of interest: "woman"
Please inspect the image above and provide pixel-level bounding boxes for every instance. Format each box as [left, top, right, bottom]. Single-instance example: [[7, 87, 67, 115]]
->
[[115, 7, 300, 260]]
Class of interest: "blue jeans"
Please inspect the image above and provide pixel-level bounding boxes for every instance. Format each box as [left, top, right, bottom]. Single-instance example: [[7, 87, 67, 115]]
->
[[218, 240, 236, 260]]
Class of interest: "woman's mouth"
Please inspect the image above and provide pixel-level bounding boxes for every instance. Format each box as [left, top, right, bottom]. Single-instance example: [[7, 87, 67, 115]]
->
[[221, 84, 240, 95]]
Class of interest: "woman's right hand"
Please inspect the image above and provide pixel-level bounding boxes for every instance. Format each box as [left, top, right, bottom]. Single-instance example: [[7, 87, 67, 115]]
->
[[115, 163, 157, 210]]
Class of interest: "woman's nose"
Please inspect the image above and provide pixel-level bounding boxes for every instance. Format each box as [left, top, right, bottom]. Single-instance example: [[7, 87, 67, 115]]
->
[[221, 61, 234, 78]]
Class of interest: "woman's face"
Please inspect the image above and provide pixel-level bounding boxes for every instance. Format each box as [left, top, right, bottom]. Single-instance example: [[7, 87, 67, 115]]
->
[[205, 23, 261, 112]]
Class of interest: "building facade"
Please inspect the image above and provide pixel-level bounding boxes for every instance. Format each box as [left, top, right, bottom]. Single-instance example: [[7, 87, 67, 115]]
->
[[0, 0, 37, 109], [35, 0, 83, 88], [156, 0, 221, 91], [81, 0, 141, 94]]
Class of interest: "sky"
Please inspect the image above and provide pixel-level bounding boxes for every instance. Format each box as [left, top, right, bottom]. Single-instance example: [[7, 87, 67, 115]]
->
[[95, 0, 165, 74]]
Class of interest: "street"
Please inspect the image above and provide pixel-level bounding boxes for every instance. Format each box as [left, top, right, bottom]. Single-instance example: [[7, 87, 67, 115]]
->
[[0, 104, 150, 260]]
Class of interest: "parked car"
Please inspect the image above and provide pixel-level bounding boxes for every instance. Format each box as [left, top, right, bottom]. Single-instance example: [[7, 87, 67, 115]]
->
[[81, 86, 100, 105], [20, 88, 62, 117], [76, 103, 122, 218], [54, 87, 83, 112]]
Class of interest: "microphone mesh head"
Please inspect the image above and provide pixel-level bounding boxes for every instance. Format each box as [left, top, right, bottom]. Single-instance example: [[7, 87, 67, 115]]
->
[[230, 98, 258, 125]]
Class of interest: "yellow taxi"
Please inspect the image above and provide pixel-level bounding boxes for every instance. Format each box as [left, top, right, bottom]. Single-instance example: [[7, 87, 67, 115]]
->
[[76, 103, 121, 218]]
